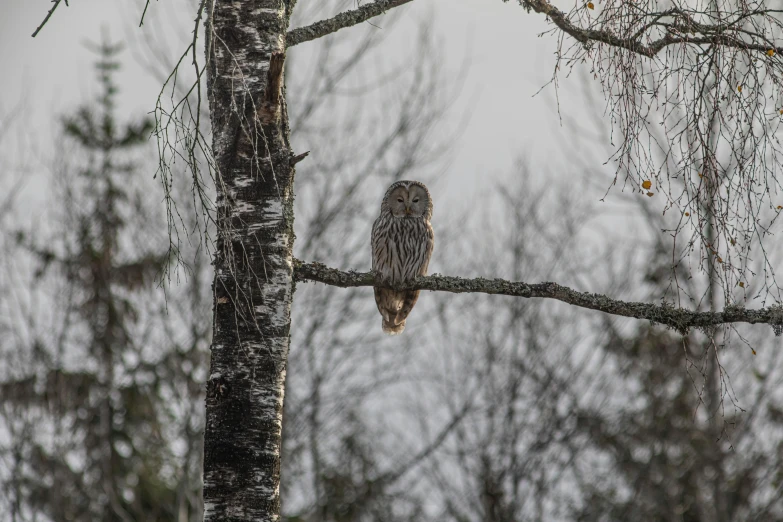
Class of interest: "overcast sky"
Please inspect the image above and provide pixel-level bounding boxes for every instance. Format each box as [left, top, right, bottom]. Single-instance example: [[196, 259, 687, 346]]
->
[[1, 0, 619, 209]]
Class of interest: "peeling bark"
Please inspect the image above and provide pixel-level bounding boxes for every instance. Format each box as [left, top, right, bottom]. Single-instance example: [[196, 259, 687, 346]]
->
[[293, 260, 783, 334], [203, 1, 296, 521]]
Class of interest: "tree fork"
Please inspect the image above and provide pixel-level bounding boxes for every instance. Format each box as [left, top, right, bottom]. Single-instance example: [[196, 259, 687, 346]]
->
[[203, 1, 296, 521]]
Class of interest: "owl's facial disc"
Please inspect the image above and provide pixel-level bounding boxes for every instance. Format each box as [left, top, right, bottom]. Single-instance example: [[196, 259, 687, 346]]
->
[[387, 183, 429, 218], [388, 187, 409, 218], [406, 185, 428, 217]]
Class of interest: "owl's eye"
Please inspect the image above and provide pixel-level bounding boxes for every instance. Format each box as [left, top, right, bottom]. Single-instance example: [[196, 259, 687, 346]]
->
[[412, 198, 419, 203], [397, 197, 404, 203]]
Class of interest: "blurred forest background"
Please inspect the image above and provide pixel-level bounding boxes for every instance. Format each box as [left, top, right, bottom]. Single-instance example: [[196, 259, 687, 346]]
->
[[1, 1, 783, 521]]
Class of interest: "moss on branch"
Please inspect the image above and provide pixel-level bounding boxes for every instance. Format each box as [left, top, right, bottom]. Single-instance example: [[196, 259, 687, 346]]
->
[[293, 260, 783, 334]]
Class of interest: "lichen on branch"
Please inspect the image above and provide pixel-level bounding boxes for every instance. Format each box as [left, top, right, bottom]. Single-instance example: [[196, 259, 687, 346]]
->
[[286, 0, 415, 47], [293, 260, 783, 334]]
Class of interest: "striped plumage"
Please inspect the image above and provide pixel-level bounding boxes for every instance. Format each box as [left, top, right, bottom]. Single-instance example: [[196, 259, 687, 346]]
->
[[371, 180, 434, 335]]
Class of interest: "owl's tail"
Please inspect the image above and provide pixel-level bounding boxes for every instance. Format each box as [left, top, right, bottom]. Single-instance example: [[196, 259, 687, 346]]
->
[[382, 319, 405, 335]]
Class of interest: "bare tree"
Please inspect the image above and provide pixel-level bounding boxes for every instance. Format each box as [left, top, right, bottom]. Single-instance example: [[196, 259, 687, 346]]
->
[[412, 166, 783, 521], [24, 0, 783, 519], [280, 12, 461, 522], [5, 3, 464, 519]]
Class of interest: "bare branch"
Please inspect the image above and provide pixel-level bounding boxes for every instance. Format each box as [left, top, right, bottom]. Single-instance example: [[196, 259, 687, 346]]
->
[[286, 0, 415, 48], [519, 0, 783, 58], [289, 150, 310, 166], [31, 0, 68, 38], [293, 260, 783, 333], [139, 0, 152, 27], [373, 400, 472, 487]]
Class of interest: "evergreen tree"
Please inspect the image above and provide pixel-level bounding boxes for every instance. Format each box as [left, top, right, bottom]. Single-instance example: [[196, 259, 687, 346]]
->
[[0, 40, 198, 521], [570, 256, 783, 521]]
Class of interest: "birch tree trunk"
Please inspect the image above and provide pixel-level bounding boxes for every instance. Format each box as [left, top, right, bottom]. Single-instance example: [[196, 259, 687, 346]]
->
[[203, 1, 296, 520]]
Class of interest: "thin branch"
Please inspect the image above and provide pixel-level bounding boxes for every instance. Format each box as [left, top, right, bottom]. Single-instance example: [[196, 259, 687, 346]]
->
[[286, 0, 415, 48], [293, 260, 783, 333], [139, 0, 152, 27], [289, 150, 310, 166], [31, 0, 68, 38], [519, 0, 783, 58], [373, 400, 472, 487]]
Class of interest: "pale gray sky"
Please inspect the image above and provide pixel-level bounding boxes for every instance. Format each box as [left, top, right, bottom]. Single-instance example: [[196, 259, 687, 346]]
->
[[1, 0, 614, 210]]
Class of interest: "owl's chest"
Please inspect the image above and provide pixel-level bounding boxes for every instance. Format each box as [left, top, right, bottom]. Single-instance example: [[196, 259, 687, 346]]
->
[[372, 218, 431, 280]]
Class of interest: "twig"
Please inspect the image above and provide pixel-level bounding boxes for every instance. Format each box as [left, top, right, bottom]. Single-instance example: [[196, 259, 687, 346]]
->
[[286, 0, 415, 48], [520, 0, 783, 57], [139, 0, 152, 27], [31, 0, 68, 38], [374, 400, 472, 487], [293, 260, 783, 333], [289, 151, 310, 166]]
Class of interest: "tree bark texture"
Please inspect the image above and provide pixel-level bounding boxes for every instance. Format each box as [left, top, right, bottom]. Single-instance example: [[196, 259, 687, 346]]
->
[[203, 1, 296, 520]]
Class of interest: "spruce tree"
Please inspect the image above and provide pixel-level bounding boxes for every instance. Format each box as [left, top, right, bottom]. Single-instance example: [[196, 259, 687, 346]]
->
[[1, 39, 189, 521]]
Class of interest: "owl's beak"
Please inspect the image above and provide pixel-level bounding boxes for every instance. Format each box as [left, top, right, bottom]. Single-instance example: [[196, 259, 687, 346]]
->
[[404, 206, 412, 215]]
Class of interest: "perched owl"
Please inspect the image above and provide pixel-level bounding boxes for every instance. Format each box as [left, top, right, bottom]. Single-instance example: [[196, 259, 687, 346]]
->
[[371, 180, 434, 335]]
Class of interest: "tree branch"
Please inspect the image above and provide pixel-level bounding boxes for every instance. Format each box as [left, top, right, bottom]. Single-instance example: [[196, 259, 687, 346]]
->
[[518, 0, 783, 58], [286, 0, 415, 48], [293, 260, 783, 334], [31, 0, 68, 38]]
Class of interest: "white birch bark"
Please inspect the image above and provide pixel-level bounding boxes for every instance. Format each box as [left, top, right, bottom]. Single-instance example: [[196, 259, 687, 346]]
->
[[203, 1, 296, 520]]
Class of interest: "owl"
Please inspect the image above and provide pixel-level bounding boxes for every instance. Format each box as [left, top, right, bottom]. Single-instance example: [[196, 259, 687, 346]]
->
[[371, 180, 434, 335]]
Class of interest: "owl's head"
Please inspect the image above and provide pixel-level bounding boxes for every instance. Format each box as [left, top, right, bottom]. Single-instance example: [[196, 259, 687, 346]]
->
[[382, 181, 432, 220]]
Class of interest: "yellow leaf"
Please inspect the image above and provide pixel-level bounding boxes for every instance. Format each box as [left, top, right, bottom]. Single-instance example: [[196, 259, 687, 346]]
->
[[737, 85, 743, 92], [752, 349, 757, 355], [739, 281, 745, 288], [684, 212, 690, 216], [730, 238, 736, 245], [698, 172, 703, 178], [587, 2, 594, 8], [768, 49, 776, 57], [717, 256, 723, 263], [778, 205, 783, 210], [646, 191, 654, 197], [642, 180, 652, 190], [780, 109, 783, 115]]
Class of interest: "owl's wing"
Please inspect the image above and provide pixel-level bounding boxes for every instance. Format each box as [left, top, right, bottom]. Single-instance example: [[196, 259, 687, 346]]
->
[[371, 216, 383, 273], [372, 217, 433, 335], [389, 222, 432, 327], [417, 222, 435, 276]]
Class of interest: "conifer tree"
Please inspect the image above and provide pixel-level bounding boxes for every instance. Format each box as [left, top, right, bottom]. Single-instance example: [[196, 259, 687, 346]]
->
[[0, 40, 192, 522]]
